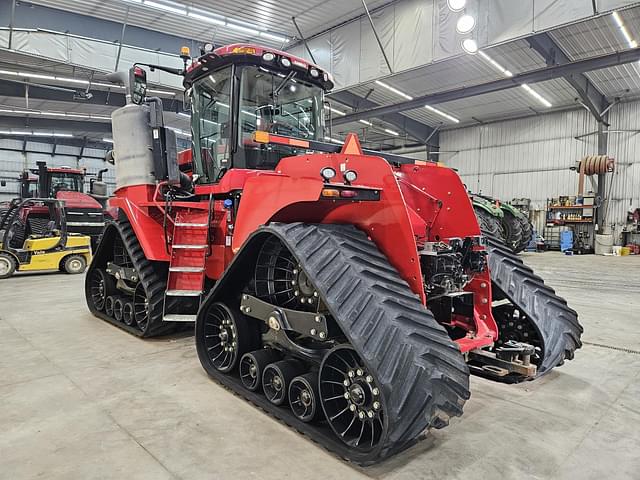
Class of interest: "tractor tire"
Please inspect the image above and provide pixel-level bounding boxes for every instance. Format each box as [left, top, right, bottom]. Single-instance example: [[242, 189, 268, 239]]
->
[[85, 217, 178, 338], [0, 252, 17, 279], [501, 210, 523, 253], [196, 223, 470, 465], [63, 255, 87, 274], [474, 206, 505, 240], [515, 215, 533, 253]]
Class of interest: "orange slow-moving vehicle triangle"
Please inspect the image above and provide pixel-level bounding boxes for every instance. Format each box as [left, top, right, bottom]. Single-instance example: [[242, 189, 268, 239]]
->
[[340, 133, 364, 155]]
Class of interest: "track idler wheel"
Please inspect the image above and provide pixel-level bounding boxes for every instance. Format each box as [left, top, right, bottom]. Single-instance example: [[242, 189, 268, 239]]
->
[[87, 269, 115, 312], [289, 373, 320, 423], [201, 302, 260, 374], [319, 346, 385, 452], [240, 349, 281, 392], [122, 301, 135, 327], [262, 359, 305, 406], [113, 297, 124, 322], [105, 295, 116, 318]]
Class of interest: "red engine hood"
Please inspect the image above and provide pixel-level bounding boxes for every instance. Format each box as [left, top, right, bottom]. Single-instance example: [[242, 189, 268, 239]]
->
[[56, 191, 102, 210]]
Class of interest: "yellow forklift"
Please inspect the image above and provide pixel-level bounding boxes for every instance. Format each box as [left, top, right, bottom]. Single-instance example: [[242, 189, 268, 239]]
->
[[0, 198, 92, 279]]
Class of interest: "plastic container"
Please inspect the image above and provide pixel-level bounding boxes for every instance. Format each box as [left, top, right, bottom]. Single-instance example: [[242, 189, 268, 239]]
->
[[560, 231, 573, 252], [595, 234, 614, 255], [621, 247, 630, 256], [613, 246, 622, 256]]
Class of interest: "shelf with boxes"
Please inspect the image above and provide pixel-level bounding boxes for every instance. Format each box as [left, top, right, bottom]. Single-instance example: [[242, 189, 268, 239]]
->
[[546, 195, 595, 225], [544, 196, 596, 253]]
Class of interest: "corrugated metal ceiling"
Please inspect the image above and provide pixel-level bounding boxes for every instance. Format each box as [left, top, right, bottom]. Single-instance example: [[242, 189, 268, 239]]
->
[[5, 3, 640, 143], [27, 0, 392, 48]]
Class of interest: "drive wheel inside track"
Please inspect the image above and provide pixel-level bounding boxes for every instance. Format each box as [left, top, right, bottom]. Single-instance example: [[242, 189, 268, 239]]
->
[[319, 345, 386, 452], [200, 302, 259, 374]]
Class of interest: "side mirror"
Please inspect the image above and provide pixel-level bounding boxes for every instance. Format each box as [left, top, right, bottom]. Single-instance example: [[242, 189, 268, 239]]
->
[[183, 88, 192, 111], [129, 66, 147, 105], [105, 150, 116, 165]]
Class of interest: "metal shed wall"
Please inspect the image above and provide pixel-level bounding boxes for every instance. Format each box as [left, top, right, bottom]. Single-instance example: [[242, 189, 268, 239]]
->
[[440, 100, 640, 239]]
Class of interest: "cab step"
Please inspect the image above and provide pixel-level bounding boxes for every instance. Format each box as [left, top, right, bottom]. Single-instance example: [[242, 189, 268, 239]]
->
[[163, 314, 197, 322], [174, 222, 208, 227], [169, 266, 205, 273], [165, 289, 202, 297], [172, 244, 208, 249]]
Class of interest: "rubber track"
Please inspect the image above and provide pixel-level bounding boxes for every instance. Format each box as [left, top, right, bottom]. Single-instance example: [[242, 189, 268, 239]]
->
[[85, 218, 177, 338], [199, 223, 470, 464], [485, 235, 583, 375]]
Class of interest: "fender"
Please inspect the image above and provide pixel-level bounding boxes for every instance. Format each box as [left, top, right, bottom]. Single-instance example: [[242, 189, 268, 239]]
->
[[109, 185, 170, 261], [233, 153, 426, 302], [472, 196, 504, 217]]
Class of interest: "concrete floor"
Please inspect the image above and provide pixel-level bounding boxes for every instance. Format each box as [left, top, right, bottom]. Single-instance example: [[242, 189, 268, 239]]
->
[[1, 252, 639, 480]]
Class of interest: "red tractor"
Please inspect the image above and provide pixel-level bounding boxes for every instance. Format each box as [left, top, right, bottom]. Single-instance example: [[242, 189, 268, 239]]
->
[[85, 44, 582, 465], [0, 161, 112, 248]]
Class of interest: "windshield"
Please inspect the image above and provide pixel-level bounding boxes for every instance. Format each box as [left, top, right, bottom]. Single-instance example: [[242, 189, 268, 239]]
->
[[239, 65, 324, 170], [191, 66, 232, 183], [189, 64, 326, 182], [49, 173, 83, 196]]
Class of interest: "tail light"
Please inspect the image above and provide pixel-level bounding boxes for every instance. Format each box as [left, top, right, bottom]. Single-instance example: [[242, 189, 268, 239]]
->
[[321, 189, 340, 198]]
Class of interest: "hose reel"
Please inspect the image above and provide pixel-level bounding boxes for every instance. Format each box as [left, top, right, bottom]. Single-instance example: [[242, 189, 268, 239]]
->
[[573, 155, 615, 195]]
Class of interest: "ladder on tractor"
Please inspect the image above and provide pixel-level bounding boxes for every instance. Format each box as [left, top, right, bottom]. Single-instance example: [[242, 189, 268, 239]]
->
[[163, 207, 211, 322]]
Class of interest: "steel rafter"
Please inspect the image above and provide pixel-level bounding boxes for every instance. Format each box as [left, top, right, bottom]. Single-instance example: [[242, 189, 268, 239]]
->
[[334, 46, 640, 125], [526, 32, 609, 124]]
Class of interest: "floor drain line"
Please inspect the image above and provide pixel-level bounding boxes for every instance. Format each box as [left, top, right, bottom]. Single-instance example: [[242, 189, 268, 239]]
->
[[583, 341, 640, 355]]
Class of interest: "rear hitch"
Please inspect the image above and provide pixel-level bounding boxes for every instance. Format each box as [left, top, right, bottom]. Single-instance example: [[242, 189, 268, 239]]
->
[[469, 340, 538, 379]]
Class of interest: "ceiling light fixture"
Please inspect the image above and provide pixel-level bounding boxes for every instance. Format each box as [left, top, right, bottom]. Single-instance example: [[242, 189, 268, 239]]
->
[[0, 108, 111, 120], [521, 84, 552, 108], [0, 69, 178, 96], [461, 38, 478, 54], [425, 105, 460, 123], [478, 50, 513, 77], [0, 130, 74, 137], [102, 138, 114, 143], [612, 11, 638, 48], [324, 136, 343, 144], [384, 128, 400, 136], [359, 119, 373, 126], [447, 0, 466, 12], [226, 23, 260, 36], [456, 15, 476, 34], [121, 0, 290, 44], [186, 7, 225, 26], [143, 0, 186, 15], [330, 107, 346, 116], [259, 32, 289, 43], [375, 80, 413, 100]]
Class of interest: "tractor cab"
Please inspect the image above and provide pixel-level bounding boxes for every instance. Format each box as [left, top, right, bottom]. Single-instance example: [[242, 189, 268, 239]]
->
[[19, 176, 39, 199], [22, 162, 86, 198], [183, 45, 332, 184]]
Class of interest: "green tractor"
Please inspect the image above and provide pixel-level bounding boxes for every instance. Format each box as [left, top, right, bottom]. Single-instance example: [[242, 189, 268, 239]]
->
[[472, 194, 533, 253]]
